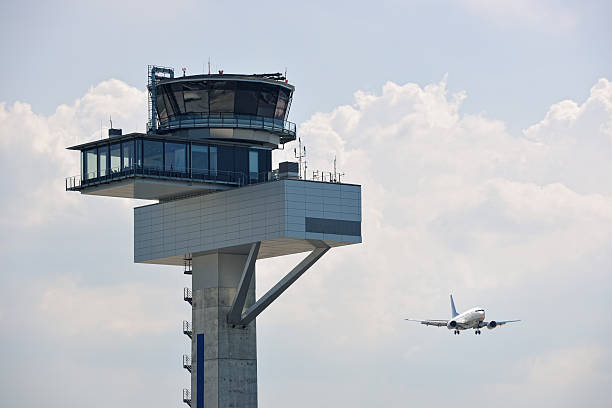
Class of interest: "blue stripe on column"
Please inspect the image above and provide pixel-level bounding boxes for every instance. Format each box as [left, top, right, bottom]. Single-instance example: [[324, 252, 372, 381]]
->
[[197, 334, 204, 408]]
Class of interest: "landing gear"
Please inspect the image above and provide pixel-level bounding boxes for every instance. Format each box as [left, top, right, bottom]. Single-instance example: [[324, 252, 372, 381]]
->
[[474, 329, 481, 335], [454, 330, 460, 335]]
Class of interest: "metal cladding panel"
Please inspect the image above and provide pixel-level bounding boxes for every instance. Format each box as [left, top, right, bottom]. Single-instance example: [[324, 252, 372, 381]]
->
[[134, 179, 362, 265]]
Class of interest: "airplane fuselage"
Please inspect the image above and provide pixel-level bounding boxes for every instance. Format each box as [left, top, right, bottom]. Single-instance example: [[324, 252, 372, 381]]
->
[[449, 307, 485, 330]]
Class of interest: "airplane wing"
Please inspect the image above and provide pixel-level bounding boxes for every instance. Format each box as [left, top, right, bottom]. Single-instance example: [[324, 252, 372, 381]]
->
[[405, 319, 448, 327], [482, 320, 521, 327]]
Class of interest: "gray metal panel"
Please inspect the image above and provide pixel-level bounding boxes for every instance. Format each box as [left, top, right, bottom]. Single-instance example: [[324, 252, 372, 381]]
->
[[134, 179, 362, 265]]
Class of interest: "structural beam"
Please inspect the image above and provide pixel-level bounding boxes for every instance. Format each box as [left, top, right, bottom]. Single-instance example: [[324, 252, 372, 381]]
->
[[227, 242, 260, 324], [235, 244, 330, 326]]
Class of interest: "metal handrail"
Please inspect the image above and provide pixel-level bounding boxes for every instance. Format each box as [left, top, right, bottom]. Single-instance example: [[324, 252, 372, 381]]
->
[[65, 166, 346, 192], [182, 354, 192, 372], [182, 388, 191, 404], [158, 113, 296, 135], [66, 165, 249, 190], [184, 287, 192, 302]]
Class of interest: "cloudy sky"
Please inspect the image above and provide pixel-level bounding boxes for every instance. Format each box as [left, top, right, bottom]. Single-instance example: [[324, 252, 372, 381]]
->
[[1, 1, 611, 407]]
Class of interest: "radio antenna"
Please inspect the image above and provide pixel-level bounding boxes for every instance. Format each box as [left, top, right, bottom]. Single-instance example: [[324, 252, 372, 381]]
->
[[294, 138, 307, 179]]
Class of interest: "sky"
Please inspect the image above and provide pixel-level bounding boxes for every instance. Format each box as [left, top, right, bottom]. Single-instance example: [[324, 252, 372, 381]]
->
[[0, 1, 611, 407]]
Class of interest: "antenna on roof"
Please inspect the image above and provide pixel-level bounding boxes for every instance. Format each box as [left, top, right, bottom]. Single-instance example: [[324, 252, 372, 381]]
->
[[332, 155, 344, 183], [208, 58, 211, 75], [294, 138, 307, 179], [109, 115, 113, 129]]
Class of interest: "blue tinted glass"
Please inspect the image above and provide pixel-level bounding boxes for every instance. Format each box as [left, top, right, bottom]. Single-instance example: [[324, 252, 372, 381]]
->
[[192, 144, 209, 174], [122, 140, 135, 170], [98, 145, 109, 177], [143, 140, 163, 170], [210, 146, 217, 175], [86, 148, 97, 179], [249, 151, 258, 182], [110, 143, 121, 173], [165, 142, 186, 172]]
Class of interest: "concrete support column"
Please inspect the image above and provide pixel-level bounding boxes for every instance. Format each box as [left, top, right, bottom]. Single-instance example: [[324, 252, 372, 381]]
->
[[191, 252, 257, 408]]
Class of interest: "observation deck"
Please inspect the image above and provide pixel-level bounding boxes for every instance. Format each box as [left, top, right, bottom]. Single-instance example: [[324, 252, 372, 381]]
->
[[151, 73, 295, 145], [66, 69, 297, 200]]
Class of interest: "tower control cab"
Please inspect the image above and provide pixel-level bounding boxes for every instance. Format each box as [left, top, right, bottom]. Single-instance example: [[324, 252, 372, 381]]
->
[[66, 69, 296, 201]]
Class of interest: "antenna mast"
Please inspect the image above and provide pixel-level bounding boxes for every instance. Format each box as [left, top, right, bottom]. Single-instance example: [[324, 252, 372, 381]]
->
[[294, 138, 307, 179]]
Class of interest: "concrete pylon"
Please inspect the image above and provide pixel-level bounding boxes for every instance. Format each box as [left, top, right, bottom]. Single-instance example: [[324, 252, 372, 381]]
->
[[191, 252, 258, 408]]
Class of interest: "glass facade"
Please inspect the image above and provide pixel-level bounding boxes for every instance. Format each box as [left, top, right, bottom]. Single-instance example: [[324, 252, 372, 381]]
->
[[122, 140, 135, 170], [249, 151, 258, 182], [165, 142, 187, 172], [192, 145, 209, 174], [86, 148, 97, 180], [210, 146, 217, 176], [98, 145, 109, 177], [143, 140, 163, 170], [155, 80, 293, 122], [78, 137, 269, 186], [110, 143, 121, 173]]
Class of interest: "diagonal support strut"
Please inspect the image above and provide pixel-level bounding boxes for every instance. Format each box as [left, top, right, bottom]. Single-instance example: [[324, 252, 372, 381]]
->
[[227, 241, 261, 324], [228, 243, 330, 326]]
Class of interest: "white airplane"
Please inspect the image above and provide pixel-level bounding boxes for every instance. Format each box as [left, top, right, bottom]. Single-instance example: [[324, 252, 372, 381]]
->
[[405, 295, 520, 335]]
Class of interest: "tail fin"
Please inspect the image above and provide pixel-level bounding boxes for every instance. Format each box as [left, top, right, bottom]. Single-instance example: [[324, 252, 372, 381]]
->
[[450, 294, 458, 318]]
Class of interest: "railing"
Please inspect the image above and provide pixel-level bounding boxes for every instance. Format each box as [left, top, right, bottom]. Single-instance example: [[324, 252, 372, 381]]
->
[[66, 166, 348, 192], [66, 166, 248, 190], [183, 320, 192, 338], [182, 354, 192, 372], [184, 287, 192, 304], [158, 113, 296, 139], [182, 388, 191, 406]]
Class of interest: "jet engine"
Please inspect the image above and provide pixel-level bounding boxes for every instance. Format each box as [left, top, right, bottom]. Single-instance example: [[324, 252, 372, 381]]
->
[[447, 320, 457, 329], [487, 321, 497, 329]]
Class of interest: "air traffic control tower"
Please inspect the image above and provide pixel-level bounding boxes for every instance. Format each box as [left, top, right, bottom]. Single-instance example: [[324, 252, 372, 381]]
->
[[66, 66, 362, 408]]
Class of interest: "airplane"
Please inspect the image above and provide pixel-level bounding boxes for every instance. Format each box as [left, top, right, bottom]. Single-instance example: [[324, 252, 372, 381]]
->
[[405, 295, 520, 335]]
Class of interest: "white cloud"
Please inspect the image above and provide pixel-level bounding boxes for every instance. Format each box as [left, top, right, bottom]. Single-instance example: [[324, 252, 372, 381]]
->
[[39, 278, 183, 338], [0, 79, 147, 229], [1, 75, 611, 408], [266, 76, 612, 406], [486, 345, 612, 408]]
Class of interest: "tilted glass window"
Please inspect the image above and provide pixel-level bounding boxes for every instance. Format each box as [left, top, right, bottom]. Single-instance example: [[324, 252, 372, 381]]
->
[[170, 83, 185, 113], [143, 140, 163, 170], [85, 148, 97, 180], [235, 82, 259, 115], [275, 88, 290, 119], [191, 144, 209, 175], [156, 91, 168, 123], [110, 143, 121, 173], [165, 142, 187, 172], [257, 85, 278, 117], [163, 91, 176, 119], [122, 140, 135, 170], [209, 81, 235, 113], [183, 82, 209, 114], [98, 145, 109, 177]]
